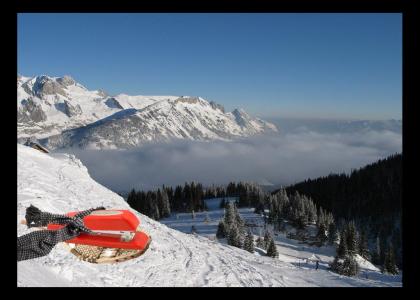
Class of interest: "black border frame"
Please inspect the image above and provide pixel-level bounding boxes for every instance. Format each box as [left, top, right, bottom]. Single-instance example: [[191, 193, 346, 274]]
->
[[14, 0, 419, 290]]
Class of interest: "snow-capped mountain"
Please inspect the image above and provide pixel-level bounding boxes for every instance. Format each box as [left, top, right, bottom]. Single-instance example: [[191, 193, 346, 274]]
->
[[17, 144, 400, 286], [18, 75, 278, 149], [18, 75, 110, 139]]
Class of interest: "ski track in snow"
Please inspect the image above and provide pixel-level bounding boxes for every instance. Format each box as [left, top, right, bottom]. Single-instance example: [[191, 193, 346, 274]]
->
[[17, 144, 401, 287]]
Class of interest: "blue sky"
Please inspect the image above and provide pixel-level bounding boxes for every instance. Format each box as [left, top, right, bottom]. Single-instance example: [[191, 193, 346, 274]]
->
[[18, 13, 402, 120]]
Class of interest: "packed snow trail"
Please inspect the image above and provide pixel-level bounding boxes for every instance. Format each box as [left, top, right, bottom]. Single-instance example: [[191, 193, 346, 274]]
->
[[17, 144, 400, 287]]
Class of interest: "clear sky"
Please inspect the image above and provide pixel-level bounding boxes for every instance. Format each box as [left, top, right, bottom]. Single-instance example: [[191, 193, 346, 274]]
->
[[18, 13, 402, 120]]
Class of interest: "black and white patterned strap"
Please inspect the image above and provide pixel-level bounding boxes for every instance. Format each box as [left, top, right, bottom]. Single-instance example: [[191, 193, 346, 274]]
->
[[18, 205, 105, 261]]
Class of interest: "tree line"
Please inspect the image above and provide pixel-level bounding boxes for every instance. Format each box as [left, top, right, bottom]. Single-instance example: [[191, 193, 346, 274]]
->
[[264, 188, 332, 231], [205, 181, 265, 208], [127, 181, 266, 220], [127, 182, 206, 220], [279, 153, 402, 270]]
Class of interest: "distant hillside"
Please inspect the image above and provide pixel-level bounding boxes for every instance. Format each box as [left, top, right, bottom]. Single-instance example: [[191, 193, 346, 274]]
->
[[275, 153, 402, 230]]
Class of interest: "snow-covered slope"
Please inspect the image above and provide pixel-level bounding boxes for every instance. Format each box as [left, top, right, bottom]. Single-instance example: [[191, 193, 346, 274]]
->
[[18, 75, 277, 149], [17, 144, 400, 287]]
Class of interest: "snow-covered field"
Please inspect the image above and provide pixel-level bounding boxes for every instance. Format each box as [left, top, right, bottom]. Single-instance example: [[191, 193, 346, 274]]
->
[[17, 144, 402, 287], [160, 202, 401, 286]]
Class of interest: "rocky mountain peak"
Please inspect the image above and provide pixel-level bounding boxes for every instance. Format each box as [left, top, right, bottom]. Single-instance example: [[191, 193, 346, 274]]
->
[[57, 75, 76, 87], [210, 101, 225, 113], [32, 75, 67, 97]]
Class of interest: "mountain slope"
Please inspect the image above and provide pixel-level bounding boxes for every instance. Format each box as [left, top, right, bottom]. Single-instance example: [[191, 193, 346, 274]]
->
[[18, 75, 278, 149], [282, 154, 402, 221], [17, 144, 399, 287], [41, 96, 277, 149]]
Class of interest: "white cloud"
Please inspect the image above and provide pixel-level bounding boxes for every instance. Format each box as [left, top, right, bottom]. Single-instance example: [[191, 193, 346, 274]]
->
[[66, 129, 402, 192]]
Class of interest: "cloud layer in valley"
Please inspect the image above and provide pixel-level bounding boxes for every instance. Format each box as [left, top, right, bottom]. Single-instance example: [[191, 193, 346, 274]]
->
[[66, 129, 402, 192]]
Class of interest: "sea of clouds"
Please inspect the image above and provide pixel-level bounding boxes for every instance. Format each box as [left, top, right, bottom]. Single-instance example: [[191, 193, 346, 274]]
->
[[66, 127, 402, 192]]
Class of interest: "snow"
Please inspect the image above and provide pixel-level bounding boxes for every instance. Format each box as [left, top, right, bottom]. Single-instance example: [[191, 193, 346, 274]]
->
[[160, 199, 402, 287], [17, 145, 401, 287], [114, 94, 179, 110], [355, 254, 380, 272]]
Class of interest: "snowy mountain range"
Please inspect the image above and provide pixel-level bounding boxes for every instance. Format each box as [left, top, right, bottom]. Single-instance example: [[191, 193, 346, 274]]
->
[[17, 144, 400, 286], [18, 75, 277, 150]]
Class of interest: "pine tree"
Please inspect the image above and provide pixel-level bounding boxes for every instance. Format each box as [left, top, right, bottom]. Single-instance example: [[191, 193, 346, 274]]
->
[[341, 255, 359, 276], [329, 256, 342, 273], [266, 238, 278, 258], [317, 207, 325, 228], [327, 222, 337, 245], [331, 253, 359, 277], [331, 222, 360, 277], [234, 204, 245, 235], [383, 243, 399, 274], [173, 185, 183, 211], [127, 188, 137, 209], [227, 223, 242, 248], [325, 211, 334, 228], [379, 233, 387, 266], [263, 231, 271, 250], [337, 229, 348, 258], [216, 221, 227, 239], [161, 188, 171, 218], [224, 202, 235, 226], [307, 199, 318, 224], [358, 229, 370, 260], [296, 213, 307, 229], [372, 235, 382, 265], [391, 229, 402, 267], [316, 223, 328, 245], [256, 235, 265, 249], [346, 221, 358, 256], [153, 201, 160, 220], [244, 229, 254, 253]]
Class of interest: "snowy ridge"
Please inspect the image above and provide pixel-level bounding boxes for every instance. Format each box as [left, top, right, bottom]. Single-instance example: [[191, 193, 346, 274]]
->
[[18, 75, 278, 149], [17, 144, 400, 287]]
